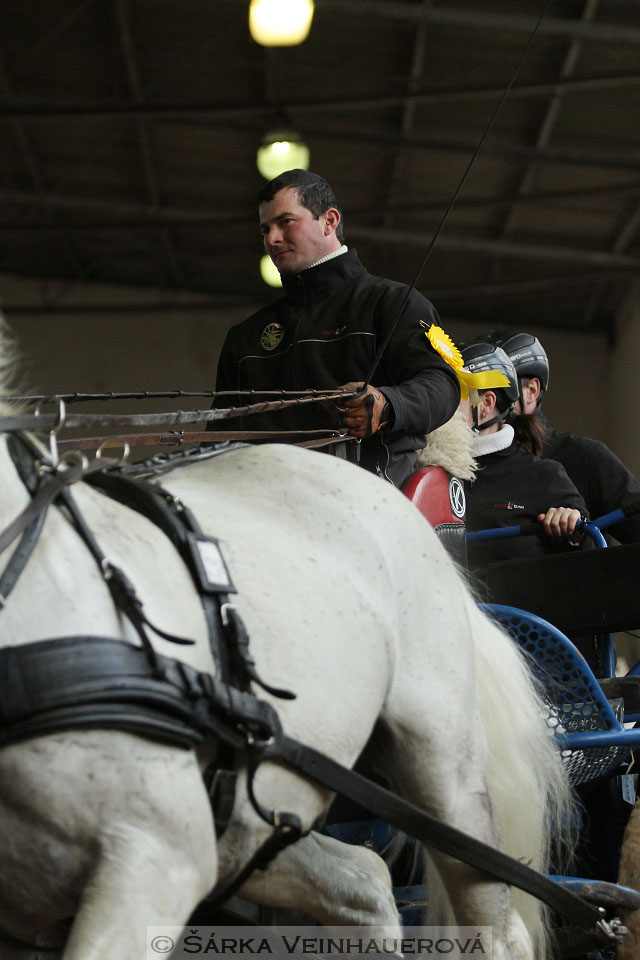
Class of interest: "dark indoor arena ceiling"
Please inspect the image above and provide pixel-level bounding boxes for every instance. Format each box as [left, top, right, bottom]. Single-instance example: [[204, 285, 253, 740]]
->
[[1, 0, 639, 340]]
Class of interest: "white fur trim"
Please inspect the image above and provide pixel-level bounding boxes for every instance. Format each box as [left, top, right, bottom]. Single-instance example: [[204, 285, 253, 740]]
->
[[416, 409, 477, 480]]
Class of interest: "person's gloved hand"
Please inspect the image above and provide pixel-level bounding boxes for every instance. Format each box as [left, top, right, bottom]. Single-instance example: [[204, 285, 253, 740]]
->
[[538, 507, 582, 539], [335, 382, 391, 438]]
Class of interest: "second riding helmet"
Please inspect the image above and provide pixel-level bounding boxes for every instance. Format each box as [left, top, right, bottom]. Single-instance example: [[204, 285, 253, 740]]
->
[[480, 327, 550, 393]]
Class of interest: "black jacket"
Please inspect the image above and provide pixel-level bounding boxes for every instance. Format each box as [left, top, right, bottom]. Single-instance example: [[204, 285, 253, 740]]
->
[[543, 427, 640, 543], [215, 250, 460, 486], [465, 435, 588, 572]]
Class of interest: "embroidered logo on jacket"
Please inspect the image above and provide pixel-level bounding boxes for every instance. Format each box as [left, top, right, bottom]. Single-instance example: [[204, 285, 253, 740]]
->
[[322, 324, 347, 337], [260, 322, 285, 351], [494, 501, 525, 510]]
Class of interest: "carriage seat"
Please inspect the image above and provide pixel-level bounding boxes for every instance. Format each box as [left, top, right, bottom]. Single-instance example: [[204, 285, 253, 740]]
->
[[402, 466, 467, 567], [480, 604, 640, 788]]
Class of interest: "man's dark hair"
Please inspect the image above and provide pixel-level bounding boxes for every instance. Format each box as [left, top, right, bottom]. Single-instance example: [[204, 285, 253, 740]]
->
[[257, 169, 345, 243]]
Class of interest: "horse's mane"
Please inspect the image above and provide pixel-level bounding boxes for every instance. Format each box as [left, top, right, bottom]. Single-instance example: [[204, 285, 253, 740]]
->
[[416, 408, 477, 481], [0, 313, 26, 415]]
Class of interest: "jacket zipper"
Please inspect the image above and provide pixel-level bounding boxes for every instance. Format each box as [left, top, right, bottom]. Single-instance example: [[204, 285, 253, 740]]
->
[[292, 274, 311, 430]]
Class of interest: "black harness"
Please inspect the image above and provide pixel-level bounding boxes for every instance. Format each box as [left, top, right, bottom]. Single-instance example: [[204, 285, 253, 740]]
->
[[0, 433, 292, 823], [0, 431, 625, 950]]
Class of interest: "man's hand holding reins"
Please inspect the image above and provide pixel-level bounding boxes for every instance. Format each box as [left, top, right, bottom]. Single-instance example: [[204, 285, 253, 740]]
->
[[335, 382, 391, 438]]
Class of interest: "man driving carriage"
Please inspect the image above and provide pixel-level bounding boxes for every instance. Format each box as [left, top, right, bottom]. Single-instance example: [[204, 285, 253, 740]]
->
[[213, 169, 460, 487]]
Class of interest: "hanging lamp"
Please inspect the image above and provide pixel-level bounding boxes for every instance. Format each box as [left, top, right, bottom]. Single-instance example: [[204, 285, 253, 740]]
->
[[249, 0, 314, 46], [256, 128, 310, 180]]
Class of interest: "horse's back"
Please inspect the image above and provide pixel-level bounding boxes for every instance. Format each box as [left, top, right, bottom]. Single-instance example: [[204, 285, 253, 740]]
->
[[161, 444, 420, 761], [161, 444, 476, 754]]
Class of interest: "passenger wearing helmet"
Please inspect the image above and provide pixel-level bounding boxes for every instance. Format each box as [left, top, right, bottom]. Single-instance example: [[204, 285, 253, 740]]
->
[[483, 327, 640, 544], [461, 341, 588, 580], [479, 329, 549, 414]]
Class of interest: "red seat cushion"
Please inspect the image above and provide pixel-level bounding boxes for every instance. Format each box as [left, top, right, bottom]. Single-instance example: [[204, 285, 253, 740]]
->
[[402, 466, 466, 527]]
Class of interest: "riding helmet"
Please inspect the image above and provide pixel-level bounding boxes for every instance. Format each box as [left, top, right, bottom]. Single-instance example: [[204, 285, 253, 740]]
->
[[478, 327, 550, 392], [460, 341, 520, 409]]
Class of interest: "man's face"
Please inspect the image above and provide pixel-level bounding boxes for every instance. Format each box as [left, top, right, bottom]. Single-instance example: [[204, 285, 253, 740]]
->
[[259, 187, 339, 275]]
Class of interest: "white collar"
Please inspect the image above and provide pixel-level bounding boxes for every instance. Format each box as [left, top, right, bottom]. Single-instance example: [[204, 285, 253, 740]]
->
[[308, 245, 348, 269], [472, 423, 514, 457]]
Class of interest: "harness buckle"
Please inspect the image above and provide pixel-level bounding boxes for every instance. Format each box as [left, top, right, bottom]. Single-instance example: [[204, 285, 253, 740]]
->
[[595, 916, 627, 945], [237, 722, 274, 750]]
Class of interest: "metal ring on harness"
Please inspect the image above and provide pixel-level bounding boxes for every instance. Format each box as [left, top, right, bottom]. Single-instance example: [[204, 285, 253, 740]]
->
[[34, 396, 66, 468], [58, 450, 90, 478], [96, 439, 130, 465]]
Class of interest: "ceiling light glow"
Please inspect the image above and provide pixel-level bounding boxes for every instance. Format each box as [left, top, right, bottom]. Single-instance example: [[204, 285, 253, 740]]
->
[[249, 0, 314, 47], [256, 129, 310, 180]]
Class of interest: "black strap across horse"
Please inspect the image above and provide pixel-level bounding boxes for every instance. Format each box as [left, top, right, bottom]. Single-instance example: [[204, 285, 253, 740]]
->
[[263, 735, 608, 937]]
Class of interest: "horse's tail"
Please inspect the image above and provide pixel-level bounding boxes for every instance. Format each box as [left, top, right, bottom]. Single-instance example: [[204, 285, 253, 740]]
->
[[425, 597, 576, 959], [475, 601, 576, 956]]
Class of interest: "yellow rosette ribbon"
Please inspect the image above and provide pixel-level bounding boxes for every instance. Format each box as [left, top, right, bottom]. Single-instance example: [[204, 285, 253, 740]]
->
[[426, 325, 511, 402]]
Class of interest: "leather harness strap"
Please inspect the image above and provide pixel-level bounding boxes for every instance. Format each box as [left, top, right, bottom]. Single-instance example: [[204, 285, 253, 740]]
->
[[0, 636, 280, 752], [0, 510, 45, 608], [264, 735, 608, 937], [0, 388, 358, 434], [55, 429, 355, 451], [0, 450, 117, 557]]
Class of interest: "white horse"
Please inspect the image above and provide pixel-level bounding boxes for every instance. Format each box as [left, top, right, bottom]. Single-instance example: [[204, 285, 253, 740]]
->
[[0, 328, 573, 960]]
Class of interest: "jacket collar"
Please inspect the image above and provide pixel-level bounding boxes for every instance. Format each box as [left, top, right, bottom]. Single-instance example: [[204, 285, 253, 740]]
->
[[472, 423, 515, 458], [281, 249, 367, 302]]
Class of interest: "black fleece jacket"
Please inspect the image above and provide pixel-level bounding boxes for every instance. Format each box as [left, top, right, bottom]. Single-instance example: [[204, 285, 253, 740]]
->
[[543, 426, 640, 543], [215, 250, 459, 486], [465, 435, 588, 573]]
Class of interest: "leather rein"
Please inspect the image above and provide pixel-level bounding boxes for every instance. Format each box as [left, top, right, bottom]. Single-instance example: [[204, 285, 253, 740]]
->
[[0, 427, 623, 948]]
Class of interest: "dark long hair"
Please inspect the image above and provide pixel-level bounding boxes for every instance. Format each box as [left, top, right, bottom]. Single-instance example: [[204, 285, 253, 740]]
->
[[510, 412, 548, 457]]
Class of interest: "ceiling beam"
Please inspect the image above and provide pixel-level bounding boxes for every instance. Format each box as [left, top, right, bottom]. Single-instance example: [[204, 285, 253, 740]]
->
[[0, 56, 85, 280], [114, 0, 183, 286], [347, 225, 640, 269], [2, 180, 639, 227], [2, 72, 639, 120], [0, 187, 258, 226], [383, 0, 431, 227], [2, 188, 638, 269], [316, 1, 640, 45], [488, 0, 603, 287], [11, 0, 99, 84], [581, 196, 640, 330], [299, 125, 640, 172], [1, 297, 247, 315], [0, 269, 625, 317], [431, 270, 628, 300]]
